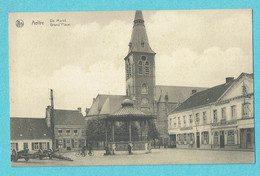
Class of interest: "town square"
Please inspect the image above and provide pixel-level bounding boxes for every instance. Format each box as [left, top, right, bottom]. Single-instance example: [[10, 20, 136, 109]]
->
[[9, 9, 254, 166]]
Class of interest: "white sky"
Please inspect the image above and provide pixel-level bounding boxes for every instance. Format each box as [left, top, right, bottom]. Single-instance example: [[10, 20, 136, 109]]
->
[[9, 9, 253, 118]]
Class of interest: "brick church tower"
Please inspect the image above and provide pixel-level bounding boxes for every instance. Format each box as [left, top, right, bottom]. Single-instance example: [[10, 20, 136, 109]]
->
[[124, 11, 156, 114]]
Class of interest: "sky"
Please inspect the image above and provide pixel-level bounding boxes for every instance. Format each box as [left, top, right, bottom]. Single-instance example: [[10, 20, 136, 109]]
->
[[9, 9, 253, 118]]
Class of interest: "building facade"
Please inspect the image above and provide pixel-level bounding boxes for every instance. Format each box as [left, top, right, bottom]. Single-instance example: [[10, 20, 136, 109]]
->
[[46, 106, 86, 152], [168, 73, 254, 150], [10, 118, 53, 151]]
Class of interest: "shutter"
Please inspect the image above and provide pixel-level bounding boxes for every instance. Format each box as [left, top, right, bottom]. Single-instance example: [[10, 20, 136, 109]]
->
[[72, 139, 74, 148], [39, 142, 42, 149], [56, 139, 58, 149], [63, 139, 66, 148], [47, 142, 50, 150], [32, 143, 34, 150]]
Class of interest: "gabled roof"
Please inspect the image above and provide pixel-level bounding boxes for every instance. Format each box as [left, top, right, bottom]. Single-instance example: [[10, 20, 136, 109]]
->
[[172, 73, 253, 113], [53, 109, 85, 126], [10, 117, 52, 140], [155, 85, 207, 103], [87, 94, 126, 116]]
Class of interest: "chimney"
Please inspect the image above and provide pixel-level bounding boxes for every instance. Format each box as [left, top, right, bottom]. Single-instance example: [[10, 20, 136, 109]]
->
[[165, 92, 169, 102], [226, 77, 234, 83], [45, 105, 52, 128], [192, 89, 197, 94], [85, 108, 90, 116], [77, 107, 81, 113]]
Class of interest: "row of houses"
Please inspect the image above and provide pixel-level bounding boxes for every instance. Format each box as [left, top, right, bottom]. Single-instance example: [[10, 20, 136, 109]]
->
[[10, 106, 86, 152], [168, 73, 254, 150]]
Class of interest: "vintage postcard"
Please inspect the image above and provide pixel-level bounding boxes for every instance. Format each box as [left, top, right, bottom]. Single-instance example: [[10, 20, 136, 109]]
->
[[9, 9, 254, 167]]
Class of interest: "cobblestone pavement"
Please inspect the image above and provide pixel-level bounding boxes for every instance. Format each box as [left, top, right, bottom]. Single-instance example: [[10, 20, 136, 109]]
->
[[11, 148, 255, 167]]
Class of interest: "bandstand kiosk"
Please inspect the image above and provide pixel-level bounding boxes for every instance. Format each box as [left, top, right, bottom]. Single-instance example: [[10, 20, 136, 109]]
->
[[103, 99, 154, 154]]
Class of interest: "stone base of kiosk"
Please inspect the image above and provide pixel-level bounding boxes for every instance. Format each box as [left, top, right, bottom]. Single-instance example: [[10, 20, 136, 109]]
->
[[107, 141, 152, 154]]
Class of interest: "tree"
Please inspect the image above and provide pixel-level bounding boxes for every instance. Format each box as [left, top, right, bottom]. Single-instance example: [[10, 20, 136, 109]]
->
[[148, 120, 160, 140]]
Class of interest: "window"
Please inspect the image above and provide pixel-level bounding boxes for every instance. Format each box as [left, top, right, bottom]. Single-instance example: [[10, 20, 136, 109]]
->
[[195, 113, 200, 124], [11, 143, 18, 151], [74, 139, 78, 148], [202, 132, 209, 144], [242, 103, 251, 118], [227, 130, 235, 144], [126, 64, 129, 79], [174, 123, 176, 128], [145, 61, 150, 75], [141, 83, 148, 94], [178, 117, 181, 127], [67, 139, 70, 144], [42, 142, 47, 150], [23, 142, 28, 150], [66, 129, 70, 136], [203, 112, 207, 124], [231, 105, 237, 119], [189, 115, 193, 124], [74, 129, 78, 135], [82, 129, 85, 135], [221, 107, 226, 120], [141, 56, 146, 61], [33, 142, 39, 150], [138, 61, 143, 75], [58, 129, 62, 136], [183, 116, 186, 125], [183, 134, 187, 143], [213, 110, 218, 123], [141, 42, 144, 47], [58, 140, 63, 148], [169, 119, 172, 128], [213, 132, 219, 144]]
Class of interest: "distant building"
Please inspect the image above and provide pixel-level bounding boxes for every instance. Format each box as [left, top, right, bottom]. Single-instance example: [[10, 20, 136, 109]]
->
[[45, 106, 86, 151], [168, 73, 254, 150], [86, 11, 207, 146], [10, 118, 52, 151]]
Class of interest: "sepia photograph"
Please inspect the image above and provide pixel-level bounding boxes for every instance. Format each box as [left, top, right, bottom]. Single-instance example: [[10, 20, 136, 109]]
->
[[9, 9, 254, 167]]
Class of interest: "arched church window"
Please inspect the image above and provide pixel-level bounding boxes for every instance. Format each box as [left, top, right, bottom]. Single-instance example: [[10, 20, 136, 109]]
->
[[141, 83, 148, 94], [145, 61, 150, 75], [138, 61, 143, 75]]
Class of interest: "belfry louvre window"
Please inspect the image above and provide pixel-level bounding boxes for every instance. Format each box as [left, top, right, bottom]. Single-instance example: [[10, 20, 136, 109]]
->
[[145, 61, 150, 75], [138, 61, 143, 75]]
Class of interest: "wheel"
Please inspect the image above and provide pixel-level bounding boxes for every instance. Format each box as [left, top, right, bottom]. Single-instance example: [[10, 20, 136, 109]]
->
[[25, 157, 29, 161]]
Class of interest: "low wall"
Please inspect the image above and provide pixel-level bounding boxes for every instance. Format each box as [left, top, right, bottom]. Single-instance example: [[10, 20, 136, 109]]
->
[[108, 141, 152, 151]]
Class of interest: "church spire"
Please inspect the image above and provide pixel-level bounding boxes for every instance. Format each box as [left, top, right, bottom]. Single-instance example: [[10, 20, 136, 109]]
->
[[128, 11, 155, 54]]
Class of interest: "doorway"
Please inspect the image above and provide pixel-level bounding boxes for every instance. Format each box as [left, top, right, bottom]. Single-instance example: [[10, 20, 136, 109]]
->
[[220, 130, 225, 148], [196, 132, 200, 148]]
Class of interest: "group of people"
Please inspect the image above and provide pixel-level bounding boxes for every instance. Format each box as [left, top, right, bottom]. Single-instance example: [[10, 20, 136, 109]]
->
[[80, 143, 93, 156]]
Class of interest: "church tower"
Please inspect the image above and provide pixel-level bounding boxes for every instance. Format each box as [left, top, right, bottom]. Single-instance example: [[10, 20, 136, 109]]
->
[[124, 11, 156, 114]]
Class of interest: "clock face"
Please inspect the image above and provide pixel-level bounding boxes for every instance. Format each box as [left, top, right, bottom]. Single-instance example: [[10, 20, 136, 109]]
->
[[141, 98, 149, 105]]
